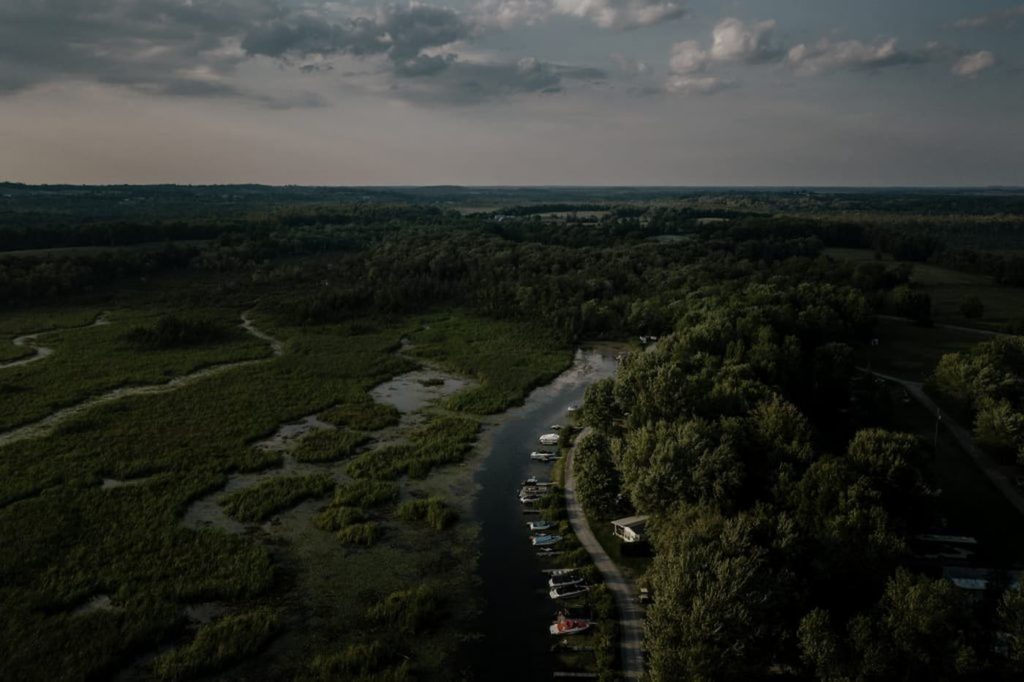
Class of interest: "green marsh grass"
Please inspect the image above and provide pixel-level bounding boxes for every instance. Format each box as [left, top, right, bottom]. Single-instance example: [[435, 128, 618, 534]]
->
[[220, 474, 334, 523]]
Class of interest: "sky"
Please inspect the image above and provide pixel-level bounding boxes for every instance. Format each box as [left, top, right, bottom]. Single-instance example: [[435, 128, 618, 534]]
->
[[0, 0, 1022, 186]]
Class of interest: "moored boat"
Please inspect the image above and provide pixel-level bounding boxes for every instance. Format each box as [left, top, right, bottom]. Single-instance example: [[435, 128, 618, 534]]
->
[[531, 534, 562, 547], [550, 584, 590, 600], [549, 615, 591, 636]]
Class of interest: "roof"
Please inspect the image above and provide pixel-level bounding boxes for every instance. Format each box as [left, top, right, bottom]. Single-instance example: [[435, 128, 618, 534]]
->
[[612, 515, 650, 529]]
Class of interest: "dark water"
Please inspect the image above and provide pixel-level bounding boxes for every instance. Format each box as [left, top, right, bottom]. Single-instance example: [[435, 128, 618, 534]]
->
[[472, 348, 619, 681]]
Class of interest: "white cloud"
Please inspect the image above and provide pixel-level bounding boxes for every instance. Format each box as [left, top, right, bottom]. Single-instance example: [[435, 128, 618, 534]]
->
[[664, 74, 727, 94], [553, 0, 686, 30], [709, 18, 780, 63], [953, 5, 1024, 29], [668, 40, 708, 75], [952, 50, 996, 77], [477, 0, 686, 30], [786, 38, 917, 76]]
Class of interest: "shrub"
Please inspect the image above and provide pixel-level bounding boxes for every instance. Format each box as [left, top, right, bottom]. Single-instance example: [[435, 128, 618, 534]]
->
[[221, 474, 334, 522], [319, 401, 401, 431], [346, 446, 415, 480], [333, 480, 400, 508], [396, 497, 459, 531], [125, 315, 230, 350], [293, 429, 369, 464], [308, 641, 413, 680], [152, 608, 281, 681], [315, 505, 365, 532], [337, 522, 383, 546], [366, 585, 442, 635]]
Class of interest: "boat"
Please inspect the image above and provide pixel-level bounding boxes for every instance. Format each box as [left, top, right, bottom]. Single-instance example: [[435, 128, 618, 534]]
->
[[521, 477, 539, 487], [530, 451, 557, 462], [550, 424, 562, 431], [520, 494, 543, 505], [531, 534, 562, 547], [528, 520, 553, 531], [520, 486, 545, 497], [549, 616, 591, 636], [539, 434, 560, 446], [550, 584, 590, 600], [548, 571, 584, 588], [566, 404, 578, 413]]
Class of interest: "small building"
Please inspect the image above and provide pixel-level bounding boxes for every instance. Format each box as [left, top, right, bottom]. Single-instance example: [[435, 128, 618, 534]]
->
[[612, 515, 650, 543]]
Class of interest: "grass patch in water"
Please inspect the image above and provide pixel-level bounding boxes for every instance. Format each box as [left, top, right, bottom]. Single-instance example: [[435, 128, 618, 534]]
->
[[152, 608, 282, 681], [293, 428, 369, 463], [318, 399, 401, 431], [396, 497, 459, 531], [221, 474, 334, 523]]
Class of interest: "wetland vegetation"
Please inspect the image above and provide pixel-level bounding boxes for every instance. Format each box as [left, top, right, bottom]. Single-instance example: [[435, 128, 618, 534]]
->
[[2, 186, 1024, 680]]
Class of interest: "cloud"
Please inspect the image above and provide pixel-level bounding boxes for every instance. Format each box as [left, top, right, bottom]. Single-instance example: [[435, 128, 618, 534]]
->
[[477, 0, 686, 30], [664, 18, 779, 93], [709, 18, 782, 64], [786, 38, 921, 75], [388, 56, 605, 104], [952, 50, 996, 77], [953, 5, 1024, 29], [664, 74, 728, 94]]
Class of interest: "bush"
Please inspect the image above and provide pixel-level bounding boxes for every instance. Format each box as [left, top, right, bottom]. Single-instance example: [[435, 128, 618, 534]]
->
[[293, 429, 369, 464], [319, 401, 401, 431], [314, 505, 365, 532], [308, 641, 413, 681], [396, 497, 459, 531], [366, 585, 442, 635], [221, 474, 334, 522], [960, 296, 985, 319], [337, 522, 383, 546], [346, 446, 415, 480], [152, 609, 281, 681], [333, 480, 400, 508], [125, 315, 230, 350]]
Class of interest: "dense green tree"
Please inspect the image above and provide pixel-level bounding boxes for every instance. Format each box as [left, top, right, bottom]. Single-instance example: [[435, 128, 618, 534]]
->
[[574, 432, 622, 519]]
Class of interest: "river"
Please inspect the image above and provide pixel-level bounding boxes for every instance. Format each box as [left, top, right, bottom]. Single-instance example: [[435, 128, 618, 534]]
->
[[472, 347, 620, 680]]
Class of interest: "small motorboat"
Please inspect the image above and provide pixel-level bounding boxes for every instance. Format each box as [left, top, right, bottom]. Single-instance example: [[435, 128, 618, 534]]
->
[[531, 534, 562, 547], [528, 520, 553, 532], [549, 616, 591, 636], [539, 434, 560, 446], [520, 494, 543, 505], [521, 477, 539, 487], [566, 404, 578, 413], [530, 451, 557, 462], [550, 424, 562, 431], [548, 571, 584, 589], [550, 584, 590, 600]]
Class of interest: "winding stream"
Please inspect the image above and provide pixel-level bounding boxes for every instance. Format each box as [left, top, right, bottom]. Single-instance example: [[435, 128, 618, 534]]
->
[[0, 311, 281, 448], [0, 312, 110, 371], [472, 347, 620, 680]]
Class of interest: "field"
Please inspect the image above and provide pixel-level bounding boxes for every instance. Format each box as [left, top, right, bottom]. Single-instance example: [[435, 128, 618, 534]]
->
[[826, 247, 1024, 331], [0, 277, 576, 681]]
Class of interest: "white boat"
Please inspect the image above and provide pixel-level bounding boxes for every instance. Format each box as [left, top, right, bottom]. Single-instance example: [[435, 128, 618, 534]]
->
[[531, 534, 562, 547], [550, 584, 590, 600], [549, 616, 591, 636], [528, 520, 553, 531], [530, 451, 557, 462], [520, 494, 543, 505], [550, 424, 562, 431], [521, 477, 539, 487], [566, 404, 578, 413], [539, 434, 560, 446]]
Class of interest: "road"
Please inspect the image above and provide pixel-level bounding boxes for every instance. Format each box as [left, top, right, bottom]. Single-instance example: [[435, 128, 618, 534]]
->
[[866, 369, 1024, 516], [564, 428, 645, 680], [876, 314, 1007, 338]]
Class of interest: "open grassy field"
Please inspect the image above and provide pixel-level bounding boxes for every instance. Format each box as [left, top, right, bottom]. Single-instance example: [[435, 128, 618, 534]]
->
[[826, 247, 1024, 331], [862, 317, 992, 383]]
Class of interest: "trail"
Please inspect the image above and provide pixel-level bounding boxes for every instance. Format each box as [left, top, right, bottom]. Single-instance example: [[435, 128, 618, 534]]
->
[[0, 311, 283, 448], [0, 312, 110, 370], [865, 368, 1024, 516], [564, 427, 645, 680]]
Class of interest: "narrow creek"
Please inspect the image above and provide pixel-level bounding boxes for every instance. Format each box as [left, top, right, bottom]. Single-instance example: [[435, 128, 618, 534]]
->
[[0, 312, 110, 371], [0, 311, 278, 448], [472, 347, 620, 680]]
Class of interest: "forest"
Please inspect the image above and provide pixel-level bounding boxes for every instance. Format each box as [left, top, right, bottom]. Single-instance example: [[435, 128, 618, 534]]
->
[[1, 186, 1023, 681]]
